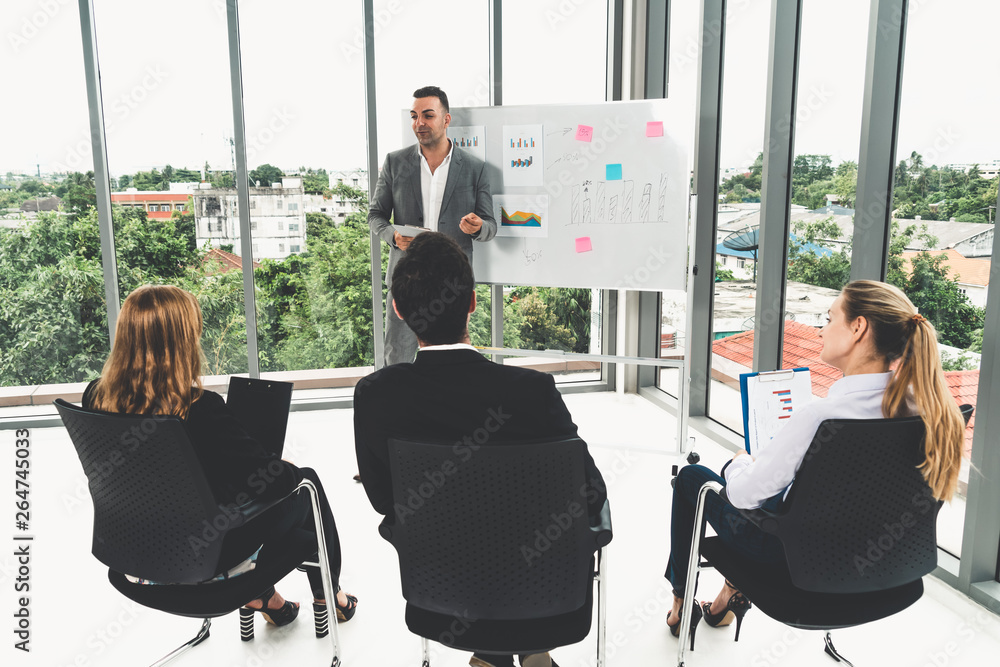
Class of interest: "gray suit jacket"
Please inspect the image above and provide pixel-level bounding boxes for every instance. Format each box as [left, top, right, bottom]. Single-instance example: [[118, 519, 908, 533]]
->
[[368, 143, 496, 282]]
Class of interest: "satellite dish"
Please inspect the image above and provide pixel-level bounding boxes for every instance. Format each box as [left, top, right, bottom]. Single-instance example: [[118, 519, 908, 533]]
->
[[722, 225, 759, 281], [723, 225, 759, 251]]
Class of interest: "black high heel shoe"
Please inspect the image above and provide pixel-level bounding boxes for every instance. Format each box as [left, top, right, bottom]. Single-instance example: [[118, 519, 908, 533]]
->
[[239, 586, 300, 641], [666, 601, 703, 650], [701, 583, 752, 642]]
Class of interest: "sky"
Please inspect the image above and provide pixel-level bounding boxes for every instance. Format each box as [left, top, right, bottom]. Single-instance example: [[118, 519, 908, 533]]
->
[[1, 0, 998, 179]]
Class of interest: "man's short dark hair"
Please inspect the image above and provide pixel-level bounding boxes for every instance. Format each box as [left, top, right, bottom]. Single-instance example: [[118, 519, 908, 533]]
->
[[392, 232, 474, 345], [412, 85, 449, 114]]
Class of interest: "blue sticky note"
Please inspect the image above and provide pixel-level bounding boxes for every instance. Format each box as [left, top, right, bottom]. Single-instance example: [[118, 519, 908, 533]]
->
[[606, 164, 623, 180]]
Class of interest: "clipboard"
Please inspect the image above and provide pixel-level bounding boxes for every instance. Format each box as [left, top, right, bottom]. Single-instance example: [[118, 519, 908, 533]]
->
[[739, 368, 812, 456], [394, 224, 427, 238], [226, 377, 294, 457]]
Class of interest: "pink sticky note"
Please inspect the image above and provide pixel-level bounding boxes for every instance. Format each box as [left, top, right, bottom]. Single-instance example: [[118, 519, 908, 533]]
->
[[646, 121, 664, 137], [575, 125, 594, 142], [575, 237, 593, 253]]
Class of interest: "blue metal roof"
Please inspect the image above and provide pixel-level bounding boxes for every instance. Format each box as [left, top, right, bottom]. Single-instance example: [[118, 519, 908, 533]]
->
[[716, 234, 834, 259]]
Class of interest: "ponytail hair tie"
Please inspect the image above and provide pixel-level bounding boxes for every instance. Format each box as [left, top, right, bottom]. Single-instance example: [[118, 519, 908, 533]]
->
[[911, 313, 926, 324]]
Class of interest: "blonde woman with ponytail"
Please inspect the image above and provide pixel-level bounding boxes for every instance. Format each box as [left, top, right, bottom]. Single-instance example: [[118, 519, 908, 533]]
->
[[664, 280, 964, 646]]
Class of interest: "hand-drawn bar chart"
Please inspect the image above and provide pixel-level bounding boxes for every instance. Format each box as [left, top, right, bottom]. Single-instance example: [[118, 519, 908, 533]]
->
[[568, 173, 669, 225]]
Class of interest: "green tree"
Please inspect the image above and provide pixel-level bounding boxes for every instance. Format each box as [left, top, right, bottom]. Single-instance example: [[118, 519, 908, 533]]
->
[[301, 168, 330, 195], [468, 285, 524, 349], [249, 164, 284, 187], [511, 288, 577, 352], [786, 217, 851, 290], [895, 251, 984, 349], [833, 161, 858, 208], [715, 262, 737, 282]]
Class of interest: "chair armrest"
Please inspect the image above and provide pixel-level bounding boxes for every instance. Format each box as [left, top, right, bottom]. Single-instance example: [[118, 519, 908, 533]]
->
[[590, 499, 613, 548], [229, 480, 310, 527], [718, 487, 781, 534], [378, 516, 394, 543]]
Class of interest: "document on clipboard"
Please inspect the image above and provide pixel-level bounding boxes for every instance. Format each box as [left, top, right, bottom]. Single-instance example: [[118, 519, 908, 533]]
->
[[394, 224, 427, 238], [740, 368, 812, 456]]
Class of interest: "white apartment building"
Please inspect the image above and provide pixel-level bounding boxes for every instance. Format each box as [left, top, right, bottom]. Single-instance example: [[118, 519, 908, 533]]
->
[[192, 177, 306, 260], [301, 169, 369, 222], [946, 160, 1000, 180]]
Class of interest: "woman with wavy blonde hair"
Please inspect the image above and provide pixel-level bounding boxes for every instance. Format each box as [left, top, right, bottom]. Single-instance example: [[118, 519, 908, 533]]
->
[[83, 285, 358, 636], [87, 285, 205, 418], [663, 280, 964, 647]]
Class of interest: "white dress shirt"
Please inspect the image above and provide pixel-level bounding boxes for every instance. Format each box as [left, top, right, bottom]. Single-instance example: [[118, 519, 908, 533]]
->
[[724, 372, 901, 509], [418, 140, 454, 232], [417, 343, 477, 353]]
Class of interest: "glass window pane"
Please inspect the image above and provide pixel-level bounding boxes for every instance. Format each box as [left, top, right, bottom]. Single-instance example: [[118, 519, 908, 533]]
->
[[708, 1, 770, 434], [493, 286, 600, 382], [894, 0, 1000, 559], [94, 0, 247, 376], [239, 0, 372, 378], [780, 0, 868, 397], [1, 2, 110, 398], [656, 1, 701, 398], [502, 0, 608, 105]]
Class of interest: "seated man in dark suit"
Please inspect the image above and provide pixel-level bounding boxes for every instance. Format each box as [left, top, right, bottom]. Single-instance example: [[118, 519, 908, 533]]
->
[[354, 232, 608, 667]]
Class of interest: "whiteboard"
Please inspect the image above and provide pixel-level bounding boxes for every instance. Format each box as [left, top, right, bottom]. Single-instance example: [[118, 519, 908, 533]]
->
[[401, 99, 689, 292]]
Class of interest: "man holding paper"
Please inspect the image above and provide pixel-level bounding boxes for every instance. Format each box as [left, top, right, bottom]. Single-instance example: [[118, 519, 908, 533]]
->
[[369, 85, 497, 366]]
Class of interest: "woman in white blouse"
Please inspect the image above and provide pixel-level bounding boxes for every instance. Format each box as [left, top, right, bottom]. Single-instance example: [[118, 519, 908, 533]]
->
[[664, 280, 966, 645]]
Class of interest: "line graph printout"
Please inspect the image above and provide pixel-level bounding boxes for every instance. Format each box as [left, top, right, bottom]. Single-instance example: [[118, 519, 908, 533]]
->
[[744, 369, 813, 456], [502, 124, 544, 187]]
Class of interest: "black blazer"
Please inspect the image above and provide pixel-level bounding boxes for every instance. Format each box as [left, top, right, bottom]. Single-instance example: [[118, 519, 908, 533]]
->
[[82, 380, 300, 507], [353, 348, 608, 520]]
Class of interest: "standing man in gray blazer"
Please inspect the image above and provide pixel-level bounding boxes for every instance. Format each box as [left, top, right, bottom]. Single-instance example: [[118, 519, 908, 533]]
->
[[369, 85, 497, 366]]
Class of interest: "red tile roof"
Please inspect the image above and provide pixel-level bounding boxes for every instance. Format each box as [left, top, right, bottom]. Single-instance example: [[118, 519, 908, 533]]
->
[[712, 321, 978, 456], [900, 248, 991, 286], [712, 321, 841, 397], [943, 370, 979, 456], [202, 248, 259, 274]]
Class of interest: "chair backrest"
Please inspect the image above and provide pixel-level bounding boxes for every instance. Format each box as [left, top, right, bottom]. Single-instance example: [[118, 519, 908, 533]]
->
[[382, 437, 599, 620], [773, 412, 958, 594], [55, 399, 227, 584]]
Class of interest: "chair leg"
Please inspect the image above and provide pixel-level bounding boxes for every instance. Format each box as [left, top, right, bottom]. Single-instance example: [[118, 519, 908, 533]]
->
[[824, 632, 855, 667], [677, 480, 723, 667], [595, 548, 608, 667], [298, 479, 343, 667], [422, 636, 431, 666], [149, 618, 212, 667]]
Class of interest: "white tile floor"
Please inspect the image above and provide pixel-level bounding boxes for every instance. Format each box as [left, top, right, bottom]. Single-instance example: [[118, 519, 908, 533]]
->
[[5, 391, 1000, 667]]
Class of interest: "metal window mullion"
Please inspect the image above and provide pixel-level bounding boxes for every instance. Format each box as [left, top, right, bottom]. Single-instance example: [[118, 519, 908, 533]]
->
[[604, 0, 625, 386], [958, 181, 1000, 599], [225, 0, 259, 377], [607, 0, 625, 102], [638, 0, 669, 392], [850, 0, 907, 282], [644, 0, 669, 99], [78, 0, 120, 343], [490, 0, 504, 363], [753, 0, 803, 373], [688, 0, 726, 416], [363, 0, 384, 370]]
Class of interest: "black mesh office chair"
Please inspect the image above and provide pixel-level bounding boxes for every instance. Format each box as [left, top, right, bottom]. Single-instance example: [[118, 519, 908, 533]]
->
[[379, 436, 612, 666], [55, 398, 344, 667], [676, 406, 973, 667]]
